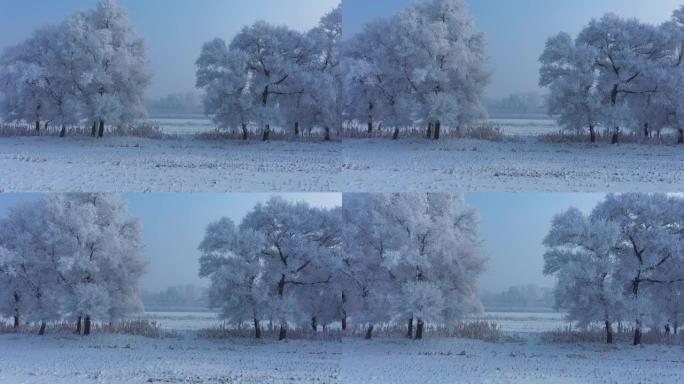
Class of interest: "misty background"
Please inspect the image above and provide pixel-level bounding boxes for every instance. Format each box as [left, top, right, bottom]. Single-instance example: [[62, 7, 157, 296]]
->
[[0, 193, 605, 310], [1, 0, 680, 107]]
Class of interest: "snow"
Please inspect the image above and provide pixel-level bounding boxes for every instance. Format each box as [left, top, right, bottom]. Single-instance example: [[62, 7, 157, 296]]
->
[[341, 337, 684, 384], [0, 136, 341, 192], [0, 131, 682, 192], [1, 313, 682, 384]]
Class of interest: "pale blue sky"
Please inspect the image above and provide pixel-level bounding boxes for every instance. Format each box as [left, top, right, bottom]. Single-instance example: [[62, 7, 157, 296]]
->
[[0, 0, 339, 98], [345, 0, 682, 97], [0, 193, 604, 292], [1, 1, 680, 98]]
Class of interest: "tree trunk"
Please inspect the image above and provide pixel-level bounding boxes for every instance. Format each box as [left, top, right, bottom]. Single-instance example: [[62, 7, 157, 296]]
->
[[84, 316, 91, 336], [76, 316, 82, 335], [294, 122, 300, 137], [611, 127, 619, 145], [311, 316, 318, 332], [392, 127, 399, 140], [98, 119, 105, 138], [633, 321, 642, 346], [674, 321, 678, 335], [415, 319, 424, 339], [678, 129, 683, 145], [13, 315, 19, 328], [427, 122, 433, 139], [254, 318, 261, 339], [407, 317, 414, 338], [45, 121, 49, 131], [242, 123, 249, 141], [91, 121, 97, 136], [262, 124, 270, 142], [605, 321, 613, 344], [644, 123, 649, 138], [278, 323, 287, 340], [324, 127, 331, 141], [368, 120, 373, 134], [38, 321, 47, 336], [60, 125, 66, 138], [341, 291, 347, 331], [433, 121, 441, 140], [665, 324, 671, 335], [589, 125, 596, 144], [365, 324, 374, 340], [35, 120, 40, 132]]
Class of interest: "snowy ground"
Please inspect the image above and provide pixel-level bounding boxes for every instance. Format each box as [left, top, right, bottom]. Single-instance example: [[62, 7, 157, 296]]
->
[[0, 136, 341, 192], [1, 326, 682, 383], [1, 117, 683, 192]]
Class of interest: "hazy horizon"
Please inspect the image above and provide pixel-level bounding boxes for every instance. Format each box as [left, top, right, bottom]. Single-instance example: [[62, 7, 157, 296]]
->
[[0, 192, 606, 294], [1, 0, 681, 100]]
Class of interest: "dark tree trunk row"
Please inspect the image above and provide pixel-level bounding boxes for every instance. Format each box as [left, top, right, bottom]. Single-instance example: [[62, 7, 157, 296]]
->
[[433, 121, 441, 140], [311, 316, 318, 332], [294, 121, 300, 137], [415, 319, 424, 340], [91, 121, 97, 137], [13, 315, 19, 328], [98, 119, 105, 138], [278, 323, 287, 340], [263, 124, 270, 142], [38, 321, 47, 336], [407, 317, 414, 338], [76, 316, 82, 335], [84, 316, 91, 336], [605, 320, 613, 344], [365, 324, 374, 340], [589, 124, 596, 144], [254, 318, 261, 339], [242, 123, 249, 141], [324, 127, 331, 141]]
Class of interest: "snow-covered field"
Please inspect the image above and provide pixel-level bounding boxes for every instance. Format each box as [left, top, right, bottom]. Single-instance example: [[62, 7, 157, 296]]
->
[[1, 310, 681, 384], [0, 136, 341, 192], [1, 117, 682, 192]]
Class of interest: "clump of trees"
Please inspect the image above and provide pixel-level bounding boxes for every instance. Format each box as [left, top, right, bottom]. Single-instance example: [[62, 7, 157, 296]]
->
[[0, 194, 148, 335], [544, 193, 684, 345], [195, 5, 341, 141], [540, 6, 684, 144], [198, 194, 485, 340], [0, 0, 151, 137], [342, 0, 490, 140]]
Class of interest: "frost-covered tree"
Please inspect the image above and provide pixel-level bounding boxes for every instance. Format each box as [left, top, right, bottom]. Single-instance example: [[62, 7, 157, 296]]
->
[[539, 33, 603, 142], [0, 194, 147, 336], [342, 193, 485, 339], [0, 0, 150, 137], [543, 208, 626, 343], [199, 218, 269, 338], [196, 39, 254, 140], [591, 193, 684, 345], [341, 194, 396, 338], [541, 9, 684, 144], [196, 5, 341, 141], [342, 0, 489, 139], [545, 194, 684, 346], [199, 197, 342, 340]]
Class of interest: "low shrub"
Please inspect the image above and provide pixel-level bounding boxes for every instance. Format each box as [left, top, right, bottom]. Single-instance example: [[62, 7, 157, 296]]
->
[[197, 323, 342, 341], [542, 326, 684, 346]]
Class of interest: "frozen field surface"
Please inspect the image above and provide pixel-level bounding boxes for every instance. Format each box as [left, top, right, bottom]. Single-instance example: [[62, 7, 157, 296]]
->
[[0, 135, 682, 192], [0, 136, 340, 192], [1, 333, 682, 384], [0, 333, 342, 384], [341, 337, 684, 384], [341, 138, 684, 192]]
